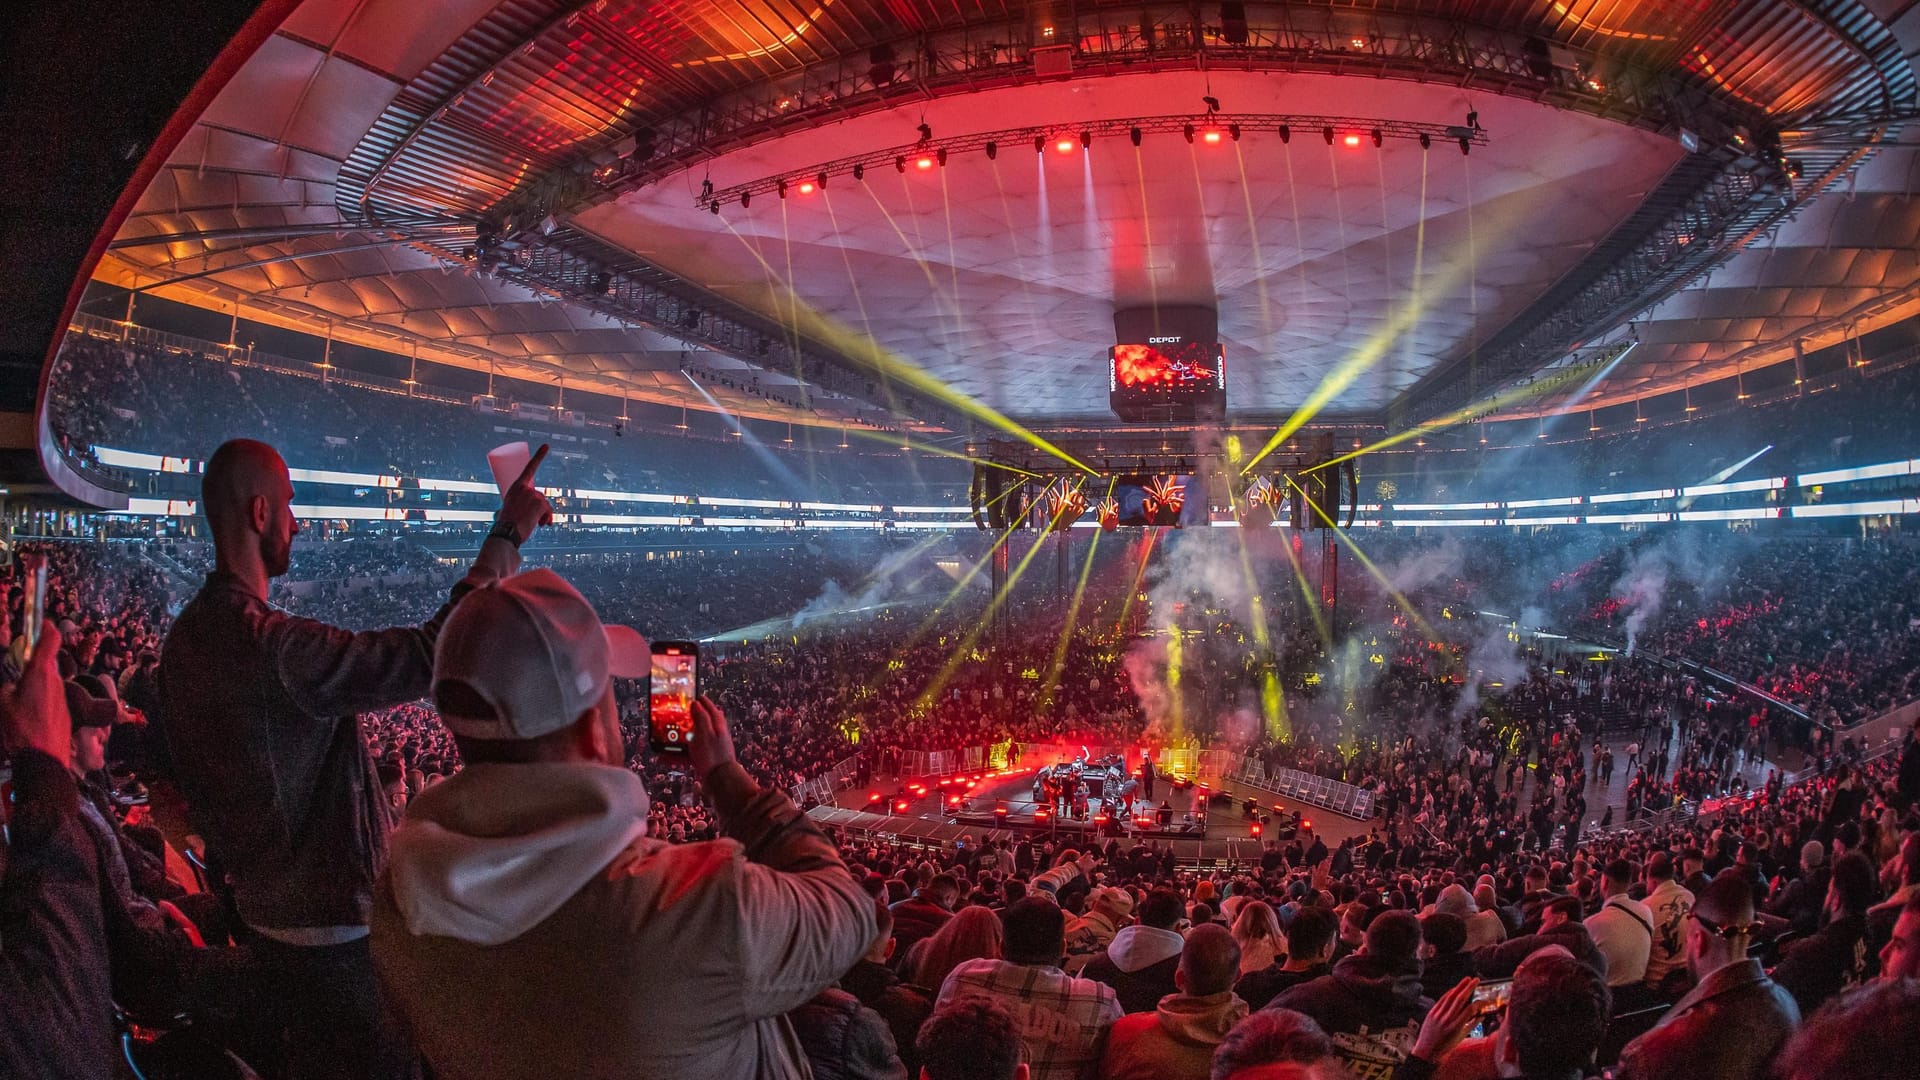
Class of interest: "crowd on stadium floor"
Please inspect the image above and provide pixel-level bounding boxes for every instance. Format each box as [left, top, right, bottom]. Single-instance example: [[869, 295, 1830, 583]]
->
[[6, 435, 1920, 1080]]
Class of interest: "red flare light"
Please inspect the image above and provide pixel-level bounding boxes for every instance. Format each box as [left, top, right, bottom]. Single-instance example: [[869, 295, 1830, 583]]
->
[[1343, 133, 1362, 147], [916, 156, 934, 170]]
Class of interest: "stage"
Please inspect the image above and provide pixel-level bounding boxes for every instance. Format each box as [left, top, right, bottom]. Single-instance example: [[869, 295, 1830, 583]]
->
[[823, 754, 1376, 865]]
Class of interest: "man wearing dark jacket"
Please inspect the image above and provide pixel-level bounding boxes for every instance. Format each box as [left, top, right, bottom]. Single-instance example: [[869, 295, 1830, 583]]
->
[[1473, 896, 1609, 980], [1773, 851, 1878, 1015], [793, 904, 912, 1080], [1418, 913, 1475, 1001], [0, 624, 116, 1080], [1236, 904, 1337, 1010], [1083, 887, 1186, 1013], [1615, 872, 1800, 1080], [835, 898, 935, 1075], [1270, 908, 1431, 1076], [160, 438, 549, 1080], [889, 873, 958, 962]]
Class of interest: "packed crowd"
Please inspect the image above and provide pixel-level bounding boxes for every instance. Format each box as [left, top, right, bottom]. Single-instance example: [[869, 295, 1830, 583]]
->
[[7, 433, 1920, 1080]]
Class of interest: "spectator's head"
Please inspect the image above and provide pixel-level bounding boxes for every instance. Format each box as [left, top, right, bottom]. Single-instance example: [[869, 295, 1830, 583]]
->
[[1539, 895, 1584, 931], [1191, 903, 1216, 928], [1360, 910, 1421, 973], [1232, 900, 1281, 947], [917, 999, 1027, 1080], [1645, 851, 1676, 885], [1496, 950, 1610, 1080], [927, 873, 960, 911], [1420, 913, 1467, 960], [1775, 979, 1920, 1080], [1089, 886, 1135, 925], [1283, 905, 1338, 967], [203, 438, 298, 578], [1001, 897, 1066, 966], [1800, 840, 1826, 874], [64, 681, 115, 776], [1686, 871, 1755, 980], [912, 905, 1004, 990], [1139, 887, 1186, 931], [1602, 859, 1635, 896], [1209, 1008, 1335, 1080], [431, 569, 648, 769], [1826, 852, 1876, 920], [1178, 924, 1242, 997], [1879, 893, 1920, 981]]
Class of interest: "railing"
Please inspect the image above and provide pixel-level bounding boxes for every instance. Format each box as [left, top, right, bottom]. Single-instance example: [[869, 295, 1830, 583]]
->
[[792, 753, 864, 808], [1210, 752, 1377, 821]]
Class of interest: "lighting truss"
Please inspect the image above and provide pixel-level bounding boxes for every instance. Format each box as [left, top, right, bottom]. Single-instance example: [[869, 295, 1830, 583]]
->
[[697, 113, 1488, 210]]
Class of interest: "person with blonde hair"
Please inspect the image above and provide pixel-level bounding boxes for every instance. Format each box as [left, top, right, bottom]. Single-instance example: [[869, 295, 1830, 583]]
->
[[1231, 901, 1285, 976], [911, 905, 1006, 991]]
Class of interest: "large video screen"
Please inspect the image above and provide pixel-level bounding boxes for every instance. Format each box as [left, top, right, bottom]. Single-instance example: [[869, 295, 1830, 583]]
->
[[1111, 474, 1193, 527], [1109, 343, 1225, 395]]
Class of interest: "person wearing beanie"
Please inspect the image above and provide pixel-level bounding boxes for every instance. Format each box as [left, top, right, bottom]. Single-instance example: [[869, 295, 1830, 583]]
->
[[370, 568, 875, 1080]]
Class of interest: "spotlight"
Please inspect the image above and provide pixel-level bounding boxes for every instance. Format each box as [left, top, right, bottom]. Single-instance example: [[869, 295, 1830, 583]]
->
[[985, 141, 997, 160], [917, 121, 933, 143], [1202, 95, 1221, 113], [936, 147, 947, 166], [1278, 123, 1290, 144], [1130, 127, 1142, 147], [709, 201, 719, 214], [852, 162, 865, 181], [1184, 124, 1196, 144], [740, 191, 750, 208], [1056, 137, 1076, 154], [1343, 133, 1361, 147], [1459, 136, 1471, 156], [916, 155, 934, 170], [895, 155, 906, 173], [1370, 128, 1383, 148], [777, 179, 788, 199], [1229, 124, 1241, 141], [1419, 133, 1431, 150], [798, 180, 815, 195], [1033, 135, 1045, 153], [1080, 130, 1091, 149], [1203, 129, 1222, 144], [816, 171, 828, 188], [701, 178, 713, 199], [1323, 126, 1335, 145]]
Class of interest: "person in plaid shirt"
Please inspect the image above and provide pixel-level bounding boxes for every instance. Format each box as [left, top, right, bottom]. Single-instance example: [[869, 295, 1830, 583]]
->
[[934, 896, 1123, 1080]]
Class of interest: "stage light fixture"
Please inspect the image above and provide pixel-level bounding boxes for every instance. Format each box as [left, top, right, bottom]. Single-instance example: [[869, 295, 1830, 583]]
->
[[1459, 136, 1471, 155], [852, 163, 865, 181], [1080, 130, 1092, 149], [1323, 126, 1335, 145], [1184, 124, 1196, 144], [917, 155, 935, 170], [709, 201, 719, 214], [1371, 128, 1383, 148], [1278, 123, 1290, 143], [1203, 129, 1223, 144], [936, 147, 948, 166], [1056, 137, 1076, 153], [1229, 124, 1241, 141], [1343, 133, 1362, 147], [740, 191, 750, 208], [917, 122, 933, 143], [1034, 135, 1045, 153], [797, 180, 815, 195], [985, 141, 997, 160], [895, 155, 906, 173], [816, 171, 828, 188], [1419, 133, 1431, 150], [777, 179, 788, 199], [1130, 127, 1142, 146]]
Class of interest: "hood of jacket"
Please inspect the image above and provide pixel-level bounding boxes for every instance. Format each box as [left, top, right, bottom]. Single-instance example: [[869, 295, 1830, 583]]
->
[[1331, 952, 1426, 1008], [1155, 991, 1248, 1047], [1107, 924, 1186, 973], [385, 762, 650, 946]]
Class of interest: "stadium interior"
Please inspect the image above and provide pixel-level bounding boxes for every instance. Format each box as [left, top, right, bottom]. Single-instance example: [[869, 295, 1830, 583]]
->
[[5, 3, 1920, 1080]]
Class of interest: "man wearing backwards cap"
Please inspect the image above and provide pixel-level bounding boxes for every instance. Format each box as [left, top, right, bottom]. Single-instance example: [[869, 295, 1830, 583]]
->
[[370, 568, 876, 1080]]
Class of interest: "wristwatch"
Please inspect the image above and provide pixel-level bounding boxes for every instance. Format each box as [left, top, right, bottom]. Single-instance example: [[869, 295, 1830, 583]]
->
[[487, 518, 524, 548]]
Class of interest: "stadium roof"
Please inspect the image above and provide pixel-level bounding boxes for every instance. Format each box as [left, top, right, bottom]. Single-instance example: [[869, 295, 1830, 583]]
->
[[83, 0, 1920, 436]]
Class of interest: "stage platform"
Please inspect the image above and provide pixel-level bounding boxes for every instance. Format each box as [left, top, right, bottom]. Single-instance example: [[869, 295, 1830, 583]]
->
[[820, 758, 1375, 867]]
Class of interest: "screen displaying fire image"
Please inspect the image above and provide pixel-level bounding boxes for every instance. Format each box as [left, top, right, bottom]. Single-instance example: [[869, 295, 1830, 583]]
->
[[1109, 342, 1225, 393]]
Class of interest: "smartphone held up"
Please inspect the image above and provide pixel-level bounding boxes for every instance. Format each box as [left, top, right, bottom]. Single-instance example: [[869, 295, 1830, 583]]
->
[[648, 641, 699, 755]]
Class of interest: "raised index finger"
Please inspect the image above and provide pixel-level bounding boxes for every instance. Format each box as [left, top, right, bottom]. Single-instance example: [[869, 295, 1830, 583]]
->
[[514, 443, 550, 487]]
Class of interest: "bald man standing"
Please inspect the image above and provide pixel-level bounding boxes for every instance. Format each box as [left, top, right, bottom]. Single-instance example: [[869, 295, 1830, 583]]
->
[[160, 438, 550, 1080]]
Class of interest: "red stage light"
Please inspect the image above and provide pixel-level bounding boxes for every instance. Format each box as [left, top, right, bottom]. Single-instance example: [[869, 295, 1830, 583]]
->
[[1343, 134, 1362, 147], [894, 800, 909, 813], [1202, 130, 1223, 144], [916, 156, 934, 170], [948, 795, 961, 806], [867, 792, 881, 803], [1251, 822, 1262, 837], [1055, 138, 1076, 154], [797, 181, 816, 194], [1034, 807, 1050, 819]]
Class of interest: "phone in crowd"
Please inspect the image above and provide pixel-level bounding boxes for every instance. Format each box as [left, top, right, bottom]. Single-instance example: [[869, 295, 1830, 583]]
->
[[21, 554, 48, 661], [1467, 978, 1513, 1038], [648, 641, 699, 755]]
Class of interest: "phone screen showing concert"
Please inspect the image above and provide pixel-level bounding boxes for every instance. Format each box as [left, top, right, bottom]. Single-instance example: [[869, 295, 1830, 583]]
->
[[649, 647, 697, 753]]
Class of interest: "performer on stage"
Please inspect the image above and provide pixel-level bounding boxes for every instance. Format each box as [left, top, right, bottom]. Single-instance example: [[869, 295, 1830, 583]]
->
[[1140, 750, 1157, 801]]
